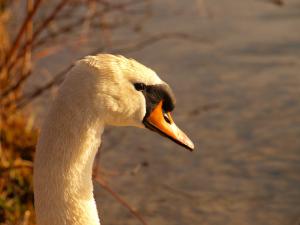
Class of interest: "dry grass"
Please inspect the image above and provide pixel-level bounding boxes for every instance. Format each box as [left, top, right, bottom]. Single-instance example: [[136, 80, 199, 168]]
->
[[0, 112, 37, 224]]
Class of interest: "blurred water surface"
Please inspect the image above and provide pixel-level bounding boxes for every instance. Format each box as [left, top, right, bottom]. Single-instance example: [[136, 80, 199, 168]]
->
[[31, 0, 300, 225]]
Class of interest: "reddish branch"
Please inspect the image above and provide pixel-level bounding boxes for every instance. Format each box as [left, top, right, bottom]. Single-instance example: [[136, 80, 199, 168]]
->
[[3, 0, 43, 67], [1, 70, 31, 99], [14, 32, 205, 110], [1, 0, 147, 103], [94, 175, 149, 225], [7, 0, 71, 72], [16, 64, 74, 110]]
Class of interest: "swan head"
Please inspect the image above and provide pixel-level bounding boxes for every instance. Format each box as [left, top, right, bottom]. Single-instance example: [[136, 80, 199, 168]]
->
[[65, 54, 194, 150]]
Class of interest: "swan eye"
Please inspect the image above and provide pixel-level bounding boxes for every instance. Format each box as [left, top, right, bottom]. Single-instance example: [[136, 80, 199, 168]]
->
[[163, 112, 171, 124], [134, 83, 146, 91]]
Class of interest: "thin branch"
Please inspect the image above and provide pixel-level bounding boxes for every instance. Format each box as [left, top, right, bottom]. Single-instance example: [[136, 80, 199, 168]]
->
[[22, 0, 33, 74], [15, 64, 74, 109], [33, 0, 70, 40], [94, 175, 149, 225], [2, 2, 126, 100], [14, 32, 206, 110], [7, 0, 70, 72], [112, 32, 208, 54], [92, 100, 148, 225], [1, 70, 31, 98], [33, 12, 100, 49], [1, 35, 85, 99], [1, 0, 35, 103], [2, 0, 42, 68], [10, 0, 146, 67]]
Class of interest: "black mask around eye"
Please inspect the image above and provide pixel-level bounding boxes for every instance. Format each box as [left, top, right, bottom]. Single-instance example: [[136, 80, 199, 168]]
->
[[138, 84, 176, 118]]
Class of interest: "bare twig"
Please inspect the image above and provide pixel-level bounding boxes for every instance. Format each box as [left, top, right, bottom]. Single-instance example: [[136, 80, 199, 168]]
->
[[7, 0, 70, 72], [33, 0, 70, 40], [14, 32, 206, 110], [8, 0, 147, 72], [1, 0, 34, 100], [92, 137, 148, 225], [1, 0, 151, 103], [22, 0, 33, 74], [111, 32, 208, 54], [15, 64, 74, 109], [2, 0, 42, 68], [1, 70, 31, 99], [94, 175, 149, 225]]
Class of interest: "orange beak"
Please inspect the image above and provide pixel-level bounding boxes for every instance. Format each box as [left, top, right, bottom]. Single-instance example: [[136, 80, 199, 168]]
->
[[143, 101, 194, 151]]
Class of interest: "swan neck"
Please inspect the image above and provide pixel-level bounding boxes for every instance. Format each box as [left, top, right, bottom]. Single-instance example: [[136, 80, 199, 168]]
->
[[34, 102, 104, 225]]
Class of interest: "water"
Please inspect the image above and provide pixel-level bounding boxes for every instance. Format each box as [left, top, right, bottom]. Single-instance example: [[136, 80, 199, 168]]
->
[[31, 0, 300, 224]]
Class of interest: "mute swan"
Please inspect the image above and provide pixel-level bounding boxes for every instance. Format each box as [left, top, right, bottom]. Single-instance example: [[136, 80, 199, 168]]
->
[[34, 54, 194, 225]]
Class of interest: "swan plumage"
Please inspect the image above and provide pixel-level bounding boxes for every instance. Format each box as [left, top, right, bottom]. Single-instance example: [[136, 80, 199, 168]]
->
[[34, 54, 194, 225]]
